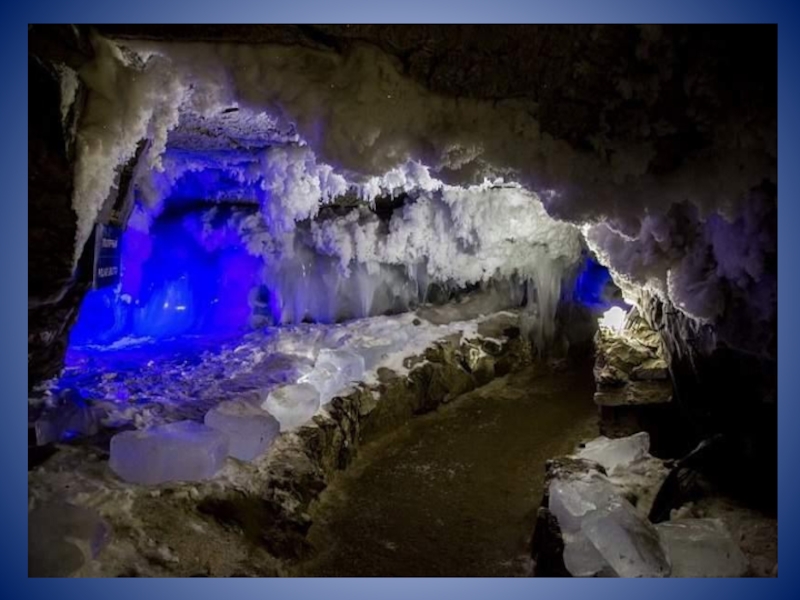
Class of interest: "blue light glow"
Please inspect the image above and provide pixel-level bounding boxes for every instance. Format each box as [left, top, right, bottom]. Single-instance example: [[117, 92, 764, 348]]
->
[[69, 200, 262, 347], [572, 255, 614, 307]]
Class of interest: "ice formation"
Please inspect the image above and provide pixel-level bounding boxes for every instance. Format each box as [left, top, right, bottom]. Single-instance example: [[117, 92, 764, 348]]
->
[[204, 400, 280, 461], [109, 420, 229, 485], [67, 33, 590, 353], [72, 155, 582, 349], [655, 518, 748, 577], [579, 498, 671, 578], [576, 432, 651, 474], [548, 472, 671, 577], [548, 432, 677, 578], [262, 383, 321, 431], [34, 396, 100, 445], [584, 190, 776, 354], [300, 349, 366, 405]]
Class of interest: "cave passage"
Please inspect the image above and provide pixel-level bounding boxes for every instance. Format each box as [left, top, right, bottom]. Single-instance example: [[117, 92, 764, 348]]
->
[[27, 24, 777, 579], [297, 362, 597, 577]]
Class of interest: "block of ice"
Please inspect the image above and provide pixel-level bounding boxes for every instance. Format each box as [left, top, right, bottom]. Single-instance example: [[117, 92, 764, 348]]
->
[[300, 362, 341, 405], [262, 383, 321, 431], [563, 530, 613, 577], [351, 342, 397, 371], [301, 349, 366, 404], [251, 352, 315, 385], [204, 400, 280, 461], [581, 500, 671, 577], [656, 518, 748, 577], [316, 349, 365, 382], [576, 432, 651, 473], [548, 474, 619, 534], [35, 401, 100, 445], [109, 421, 229, 485], [29, 502, 110, 577]]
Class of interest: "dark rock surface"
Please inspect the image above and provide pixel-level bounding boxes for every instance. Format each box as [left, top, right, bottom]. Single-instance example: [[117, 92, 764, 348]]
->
[[28, 26, 94, 388], [637, 290, 777, 512], [592, 311, 679, 454]]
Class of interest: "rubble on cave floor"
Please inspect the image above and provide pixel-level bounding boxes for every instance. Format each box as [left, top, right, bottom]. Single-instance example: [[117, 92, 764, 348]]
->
[[592, 309, 672, 408], [531, 431, 775, 577], [592, 308, 682, 455]]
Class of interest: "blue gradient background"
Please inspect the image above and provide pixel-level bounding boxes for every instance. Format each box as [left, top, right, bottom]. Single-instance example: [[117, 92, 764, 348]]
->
[[6, 0, 796, 596]]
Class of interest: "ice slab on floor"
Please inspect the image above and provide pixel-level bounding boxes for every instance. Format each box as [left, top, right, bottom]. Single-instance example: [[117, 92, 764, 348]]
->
[[549, 466, 671, 577], [576, 432, 650, 474], [302, 349, 366, 404], [109, 421, 229, 485], [548, 474, 620, 534], [656, 518, 748, 577], [563, 530, 614, 577], [204, 400, 280, 461], [28, 502, 110, 577], [262, 383, 321, 431], [581, 499, 671, 577], [35, 401, 100, 445]]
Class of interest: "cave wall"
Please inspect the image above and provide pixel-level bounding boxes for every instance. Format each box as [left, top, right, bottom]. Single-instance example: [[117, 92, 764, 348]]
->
[[27, 24, 777, 391], [28, 26, 94, 389], [638, 289, 777, 509]]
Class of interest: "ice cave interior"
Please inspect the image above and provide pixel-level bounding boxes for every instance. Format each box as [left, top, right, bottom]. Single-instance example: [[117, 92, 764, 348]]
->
[[28, 24, 777, 578]]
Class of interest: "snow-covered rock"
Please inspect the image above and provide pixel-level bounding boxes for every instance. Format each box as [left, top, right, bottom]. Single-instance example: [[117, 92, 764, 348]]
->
[[109, 421, 229, 485]]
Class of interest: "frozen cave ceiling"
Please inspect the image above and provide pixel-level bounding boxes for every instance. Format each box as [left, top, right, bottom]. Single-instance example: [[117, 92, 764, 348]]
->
[[28, 24, 777, 386]]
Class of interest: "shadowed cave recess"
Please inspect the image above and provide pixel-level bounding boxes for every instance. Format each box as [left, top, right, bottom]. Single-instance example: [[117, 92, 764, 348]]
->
[[28, 24, 776, 578]]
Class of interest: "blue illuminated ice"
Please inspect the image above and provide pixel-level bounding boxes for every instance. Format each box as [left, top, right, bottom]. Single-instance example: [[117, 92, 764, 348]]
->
[[204, 400, 280, 461], [109, 421, 229, 485], [262, 383, 321, 430], [35, 400, 100, 445]]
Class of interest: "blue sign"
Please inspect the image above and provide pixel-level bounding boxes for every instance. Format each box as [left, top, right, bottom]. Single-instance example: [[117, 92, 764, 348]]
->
[[93, 223, 122, 289]]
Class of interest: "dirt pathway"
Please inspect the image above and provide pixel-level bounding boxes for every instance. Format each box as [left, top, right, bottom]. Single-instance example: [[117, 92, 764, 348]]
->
[[296, 362, 598, 577]]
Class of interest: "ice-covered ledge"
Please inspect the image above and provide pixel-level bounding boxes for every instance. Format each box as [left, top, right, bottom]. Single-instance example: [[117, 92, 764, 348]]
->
[[28, 309, 531, 576]]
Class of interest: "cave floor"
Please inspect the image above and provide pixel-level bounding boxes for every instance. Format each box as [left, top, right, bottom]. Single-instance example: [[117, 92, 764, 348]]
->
[[295, 362, 598, 577]]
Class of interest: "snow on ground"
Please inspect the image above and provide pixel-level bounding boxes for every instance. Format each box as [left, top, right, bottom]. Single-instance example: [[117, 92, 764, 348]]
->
[[41, 309, 507, 437]]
